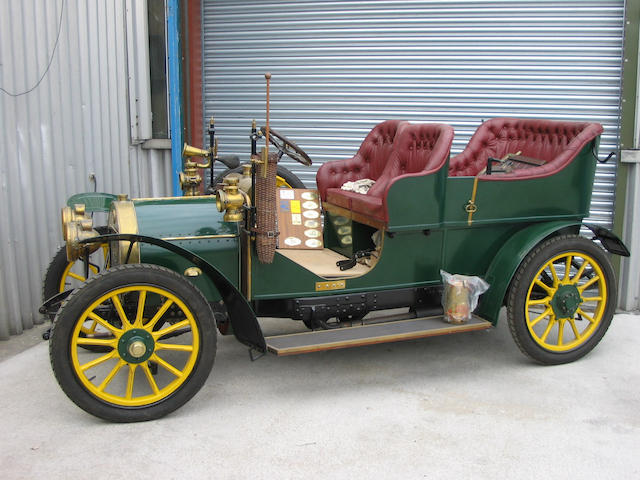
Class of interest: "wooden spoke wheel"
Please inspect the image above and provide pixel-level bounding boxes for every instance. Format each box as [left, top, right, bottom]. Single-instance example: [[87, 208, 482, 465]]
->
[[507, 235, 616, 365], [49, 264, 216, 422]]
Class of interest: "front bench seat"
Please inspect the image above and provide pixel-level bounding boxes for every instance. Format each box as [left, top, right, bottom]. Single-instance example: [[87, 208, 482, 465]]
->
[[316, 120, 406, 203], [448, 118, 604, 179], [322, 122, 455, 225]]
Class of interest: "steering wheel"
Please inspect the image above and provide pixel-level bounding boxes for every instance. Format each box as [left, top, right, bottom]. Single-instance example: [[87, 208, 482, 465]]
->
[[263, 127, 313, 166]]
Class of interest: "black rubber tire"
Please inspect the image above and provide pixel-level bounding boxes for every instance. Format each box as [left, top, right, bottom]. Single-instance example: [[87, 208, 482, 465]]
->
[[212, 164, 305, 190], [507, 234, 616, 365], [42, 225, 110, 302], [49, 264, 217, 422], [42, 247, 73, 302]]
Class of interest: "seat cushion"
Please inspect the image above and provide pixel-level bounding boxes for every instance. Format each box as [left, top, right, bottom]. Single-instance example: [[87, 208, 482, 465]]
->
[[449, 118, 604, 179], [325, 123, 454, 224], [316, 120, 405, 201]]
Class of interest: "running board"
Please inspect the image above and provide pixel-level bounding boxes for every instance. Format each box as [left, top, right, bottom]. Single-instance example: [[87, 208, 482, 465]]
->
[[265, 315, 492, 356]]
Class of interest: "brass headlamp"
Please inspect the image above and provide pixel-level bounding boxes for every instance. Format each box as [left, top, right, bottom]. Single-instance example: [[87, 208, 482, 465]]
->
[[61, 203, 101, 261]]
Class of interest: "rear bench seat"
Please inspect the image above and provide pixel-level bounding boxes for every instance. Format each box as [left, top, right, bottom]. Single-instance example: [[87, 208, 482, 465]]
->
[[448, 118, 604, 180]]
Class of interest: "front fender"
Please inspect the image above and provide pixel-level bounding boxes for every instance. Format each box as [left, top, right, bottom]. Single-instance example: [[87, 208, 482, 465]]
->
[[80, 233, 266, 352], [67, 192, 118, 213], [476, 221, 582, 324]]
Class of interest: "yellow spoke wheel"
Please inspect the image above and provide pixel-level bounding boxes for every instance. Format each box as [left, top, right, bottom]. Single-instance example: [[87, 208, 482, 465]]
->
[[43, 225, 110, 302], [507, 235, 615, 365], [50, 264, 216, 422], [43, 235, 111, 344]]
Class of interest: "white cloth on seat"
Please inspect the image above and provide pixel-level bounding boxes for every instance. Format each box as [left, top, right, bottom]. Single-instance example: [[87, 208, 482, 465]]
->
[[340, 178, 375, 194]]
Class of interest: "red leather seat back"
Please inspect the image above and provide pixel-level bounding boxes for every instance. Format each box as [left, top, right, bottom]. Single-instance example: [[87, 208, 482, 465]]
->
[[316, 120, 404, 200], [449, 118, 603, 178], [368, 123, 454, 197]]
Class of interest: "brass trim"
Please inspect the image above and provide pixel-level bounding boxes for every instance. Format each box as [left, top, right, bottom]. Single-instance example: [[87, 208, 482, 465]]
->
[[184, 267, 203, 277], [315, 280, 346, 291], [132, 195, 215, 202], [108, 200, 140, 264], [161, 234, 238, 241]]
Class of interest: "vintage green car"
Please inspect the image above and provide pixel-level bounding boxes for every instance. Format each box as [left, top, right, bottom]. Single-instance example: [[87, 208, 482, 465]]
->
[[43, 110, 629, 423]]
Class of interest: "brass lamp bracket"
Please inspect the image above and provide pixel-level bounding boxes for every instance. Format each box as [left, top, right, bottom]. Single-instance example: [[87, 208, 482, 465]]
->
[[181, 142, 217, 196]]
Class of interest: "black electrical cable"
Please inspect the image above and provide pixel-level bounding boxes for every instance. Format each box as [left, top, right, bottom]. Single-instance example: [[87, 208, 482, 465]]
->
[[0, 0, 65, 97]]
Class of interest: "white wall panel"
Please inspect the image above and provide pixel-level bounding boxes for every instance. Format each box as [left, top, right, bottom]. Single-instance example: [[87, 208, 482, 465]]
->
[[0, 0, 171, 338]]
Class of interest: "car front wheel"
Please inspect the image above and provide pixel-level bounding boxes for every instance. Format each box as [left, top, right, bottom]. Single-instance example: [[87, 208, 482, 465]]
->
[[49, 264, 216, 422]]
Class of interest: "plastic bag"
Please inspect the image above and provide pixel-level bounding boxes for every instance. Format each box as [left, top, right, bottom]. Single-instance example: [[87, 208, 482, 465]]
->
[[440, 270, 490, 324]]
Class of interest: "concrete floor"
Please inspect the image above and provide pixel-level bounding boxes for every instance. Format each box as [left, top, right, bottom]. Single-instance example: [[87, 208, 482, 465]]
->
[[1, 312, 638, 479]]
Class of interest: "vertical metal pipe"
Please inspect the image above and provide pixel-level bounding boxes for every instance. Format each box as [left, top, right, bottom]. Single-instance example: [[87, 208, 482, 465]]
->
[[167, 0, 183, 196]]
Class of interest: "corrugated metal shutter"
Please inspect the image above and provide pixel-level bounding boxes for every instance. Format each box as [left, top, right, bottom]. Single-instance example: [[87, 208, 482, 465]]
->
[[202, 0, 624, 227]]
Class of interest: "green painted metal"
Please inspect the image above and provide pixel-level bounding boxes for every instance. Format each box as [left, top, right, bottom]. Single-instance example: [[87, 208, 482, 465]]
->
[[67, 192, 117, 212], [117, 329, 155, 364], [251, 228, 445, 299], [133, 197, 240, 301], [612, 0, 639, 278], [122, 135, 605, 329], [475, 220, 580, 324], [619, 0, 639, 151], [550, 284, 582, 319], [386, 166, 447, 230], [443, 141, 597, 227]]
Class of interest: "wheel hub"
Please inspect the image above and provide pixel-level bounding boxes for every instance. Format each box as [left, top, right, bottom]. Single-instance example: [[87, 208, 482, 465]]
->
[[550, 284, 583, 319], [118, 329, 155, 363]]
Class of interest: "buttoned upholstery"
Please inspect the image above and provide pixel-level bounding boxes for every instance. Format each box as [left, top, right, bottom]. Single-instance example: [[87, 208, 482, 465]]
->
[[322, 122, 454, 224], [316, 120, 405, 201], [448, 118, 604, 180]]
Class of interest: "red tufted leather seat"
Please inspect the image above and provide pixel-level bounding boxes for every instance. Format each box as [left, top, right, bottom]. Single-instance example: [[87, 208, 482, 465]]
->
[[316, 120, 406, 202], [449, 118, 604, 180], [322, 122, 454, 224]]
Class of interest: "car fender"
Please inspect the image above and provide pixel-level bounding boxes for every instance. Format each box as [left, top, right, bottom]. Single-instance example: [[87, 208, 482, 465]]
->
[[66, 192, 118, 213], [476, 221, 597, 325], [80, 233, 266, 352]]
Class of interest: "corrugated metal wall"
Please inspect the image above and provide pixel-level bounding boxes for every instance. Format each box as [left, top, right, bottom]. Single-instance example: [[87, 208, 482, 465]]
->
[[0, 0, 171, 339], [202, 0, 624, 227]]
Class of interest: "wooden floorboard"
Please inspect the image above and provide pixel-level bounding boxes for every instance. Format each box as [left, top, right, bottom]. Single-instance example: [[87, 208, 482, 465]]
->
[[277, 248, 370, 278]]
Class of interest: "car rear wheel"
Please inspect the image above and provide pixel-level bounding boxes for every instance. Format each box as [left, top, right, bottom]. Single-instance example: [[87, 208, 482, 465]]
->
[[507, 234, 616, 365], [49, 264, 216, 422]]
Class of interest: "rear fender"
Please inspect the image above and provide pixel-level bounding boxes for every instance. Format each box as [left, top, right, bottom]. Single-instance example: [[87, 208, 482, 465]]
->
[[476, 221, 582, 325], [80, 233, 266, 352]]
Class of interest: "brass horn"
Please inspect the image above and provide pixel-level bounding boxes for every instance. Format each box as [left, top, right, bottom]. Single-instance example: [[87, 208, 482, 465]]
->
[[182, 143, 211, 158]]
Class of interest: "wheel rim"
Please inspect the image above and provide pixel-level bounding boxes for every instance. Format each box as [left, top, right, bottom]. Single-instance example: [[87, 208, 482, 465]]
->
[[525, 251, 607, 352], [70, 285, 200, 407]]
